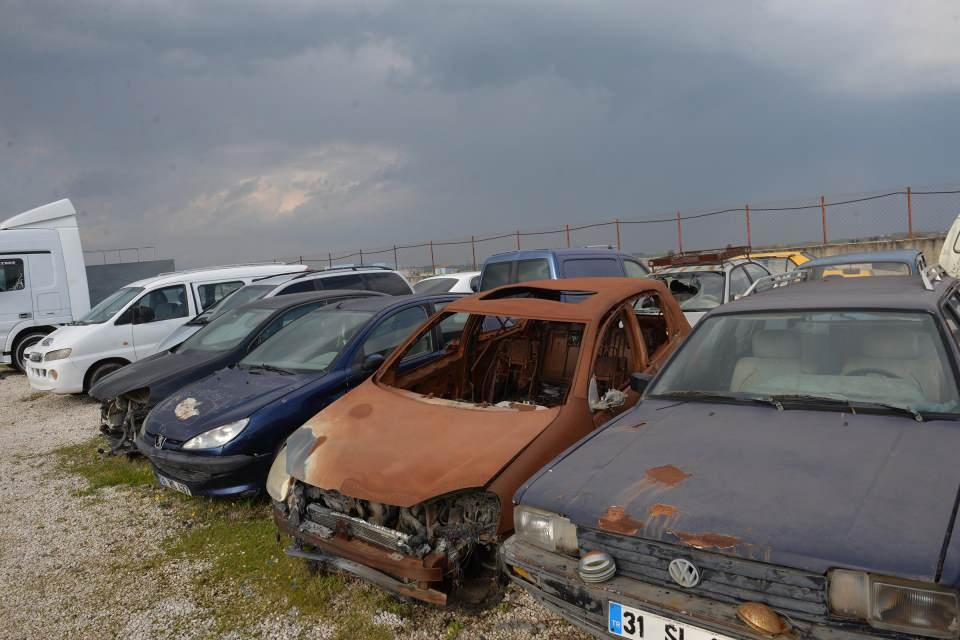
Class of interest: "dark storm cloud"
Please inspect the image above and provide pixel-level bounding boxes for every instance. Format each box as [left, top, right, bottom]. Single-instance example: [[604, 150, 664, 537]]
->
[[1, 1, 959, 267]]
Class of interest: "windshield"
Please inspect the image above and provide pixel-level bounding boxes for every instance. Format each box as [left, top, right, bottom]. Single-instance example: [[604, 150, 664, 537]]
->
[[803, 261, 911, 279], [179, 308, 274, 353], [649, 311, 960, 415], [199, 284, 274, 322], [79, 287, 144, 324], [239, 310, 372, 373], [654, 271, 724, 311]]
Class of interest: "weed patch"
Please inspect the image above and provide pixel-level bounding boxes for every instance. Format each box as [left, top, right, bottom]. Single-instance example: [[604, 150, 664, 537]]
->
[[53, 438, 154, 495]]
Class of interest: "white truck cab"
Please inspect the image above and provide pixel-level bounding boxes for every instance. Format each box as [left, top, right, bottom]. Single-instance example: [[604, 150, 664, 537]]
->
[[940, 214, 960, 277], [0, 199, 90, 371], [24, 263, 306, 393]]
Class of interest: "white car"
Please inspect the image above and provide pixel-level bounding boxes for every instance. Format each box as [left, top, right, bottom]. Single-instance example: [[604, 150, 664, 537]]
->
[[412, 271, 481, 294], [24, 263, 307, 394]]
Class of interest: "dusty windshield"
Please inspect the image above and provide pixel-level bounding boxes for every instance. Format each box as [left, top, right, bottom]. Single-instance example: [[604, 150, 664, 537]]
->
[[654, 271, 724, 311], [649, 311, 960, 415], [78, 287, 144, 324], [240, 310, 371, 373], [179, 308, 273, 353]]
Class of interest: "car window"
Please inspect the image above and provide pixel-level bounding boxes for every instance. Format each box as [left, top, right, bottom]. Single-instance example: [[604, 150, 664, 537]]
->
[[364, 272, 411, 295], [253, 302, 325, 347], [807, 261, 911, 278], [195, 280, 243, 310], [319, 273, 365, 290], [0, 258, 25, 292], [83, 287, 144, 324], [414, 277, 456, 294], [179, 307, 274, 353], [744, 263, 769, 282], [516, 258, 550, 283], [728, 266, 751, 299], [562, 258, 621, 278], [409, 310, 468, 354], [134, 285, 188, 322], [242, 310, 373, 372], [278, 279, 318, 295], [623, 259, 648, 277], [655, 272, 723, 311], [481, 262, 512, 290], [358, 305, 430, 361]]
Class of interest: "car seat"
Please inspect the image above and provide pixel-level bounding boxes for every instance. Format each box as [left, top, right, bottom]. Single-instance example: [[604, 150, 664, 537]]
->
[[730, 330, 803, 392], [840, 329, 940, 401]]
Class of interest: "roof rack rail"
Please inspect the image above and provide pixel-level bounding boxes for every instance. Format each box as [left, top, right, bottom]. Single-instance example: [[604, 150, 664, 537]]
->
[[921, 264, 947, 291], [319, 264, 393, 273], [742, 269, 810, 297], [252, 269, 316, 282], [649, 245, 750, 269]]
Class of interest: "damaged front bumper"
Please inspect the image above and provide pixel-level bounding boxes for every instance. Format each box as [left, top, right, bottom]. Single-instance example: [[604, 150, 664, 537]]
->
[[273, 505, 449, 605], [500, 536, 876, 640]]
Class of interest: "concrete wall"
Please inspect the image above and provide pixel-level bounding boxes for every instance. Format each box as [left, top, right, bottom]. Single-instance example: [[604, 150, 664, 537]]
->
[[85, 259, 176, 305], [773, 234, 946, 266]]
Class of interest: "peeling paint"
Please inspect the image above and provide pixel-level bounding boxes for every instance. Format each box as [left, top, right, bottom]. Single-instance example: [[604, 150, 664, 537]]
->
[[671, 530, 741, 550], [645, 464, 690, 487], [648, 503, 679, 518], [174, 397, 201, 420], [598, 506, 644, 535]]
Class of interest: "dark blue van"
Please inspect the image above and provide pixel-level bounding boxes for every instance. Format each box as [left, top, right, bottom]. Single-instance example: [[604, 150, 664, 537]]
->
[[478, 248, 648, 291]]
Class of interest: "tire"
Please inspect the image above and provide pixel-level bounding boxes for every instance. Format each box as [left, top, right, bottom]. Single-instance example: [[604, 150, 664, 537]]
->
[[86, 361, 125, 391], [11, 330, 49, 373]]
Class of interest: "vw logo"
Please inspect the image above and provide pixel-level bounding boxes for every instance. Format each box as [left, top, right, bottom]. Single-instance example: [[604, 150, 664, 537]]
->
[[668, 558, 701, 588]]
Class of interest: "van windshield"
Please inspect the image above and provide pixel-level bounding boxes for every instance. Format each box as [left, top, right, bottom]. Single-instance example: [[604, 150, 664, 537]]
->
[[78, 287, 144, 324]]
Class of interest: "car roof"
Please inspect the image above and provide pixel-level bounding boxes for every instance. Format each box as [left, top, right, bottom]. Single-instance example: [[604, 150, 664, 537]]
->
[[251, 265, 403, 288], [126, 264, 302, 288], [801, 250, 921, 268], [234, 289, 374, 312], [446, 277, 670, 323], [320, 292, 462, 313], [718, 275, 954, 314], [483, 248, 629, 263]]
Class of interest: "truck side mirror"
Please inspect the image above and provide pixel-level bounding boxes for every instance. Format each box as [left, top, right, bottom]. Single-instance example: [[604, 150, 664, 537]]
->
[[630, 372, 653, 394]]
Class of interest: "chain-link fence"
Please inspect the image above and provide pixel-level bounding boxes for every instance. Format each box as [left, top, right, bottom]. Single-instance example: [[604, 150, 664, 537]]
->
[[279, 186, 960, 273]]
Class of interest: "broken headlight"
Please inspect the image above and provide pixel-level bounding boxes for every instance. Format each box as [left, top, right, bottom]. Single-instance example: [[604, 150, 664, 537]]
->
[[828, 569, 960, 638], [182, 418, 249, 450], [514, 505, 579, 556], [44, 348, 72, 361]]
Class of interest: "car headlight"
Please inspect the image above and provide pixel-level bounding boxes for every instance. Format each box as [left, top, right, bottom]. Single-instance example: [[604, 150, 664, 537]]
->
[[828, 569, 960, 638], [181, 418, 249, 450], [44, 348, 72, 361], [514, 505, 579, 556]]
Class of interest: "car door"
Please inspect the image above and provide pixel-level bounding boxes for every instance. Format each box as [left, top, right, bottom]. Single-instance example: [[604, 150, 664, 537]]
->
[[129, 284, 192, 359], [0, 257, 31, 347]]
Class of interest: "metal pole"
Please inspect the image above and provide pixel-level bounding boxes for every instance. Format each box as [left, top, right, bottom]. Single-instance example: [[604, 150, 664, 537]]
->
[[615, 219, 621, 251], [516, 230, 520, 250], [471, 236, 477, 270], [359, 248, 363, 266], [820, 195, 828, 245], [393, 245, 398, 270], [328, 252, 332, 269], [907, 186, 914, 239], [299, 256, 303, 265], [565, 224, 571, 248], [429, 241, 435, 274], [745, 204, 751, 247], [676, 211, 683, 253]]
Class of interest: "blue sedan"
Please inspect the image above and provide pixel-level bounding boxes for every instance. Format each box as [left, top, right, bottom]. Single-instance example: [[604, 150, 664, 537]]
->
[[136, 293, 460, 497]]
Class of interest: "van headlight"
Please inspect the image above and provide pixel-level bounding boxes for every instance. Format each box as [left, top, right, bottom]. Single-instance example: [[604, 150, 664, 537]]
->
[[828, 569, 960, 638], [182, 418, 249, 450], [514, 505, 579, 556], [44, 348, 72, 361]]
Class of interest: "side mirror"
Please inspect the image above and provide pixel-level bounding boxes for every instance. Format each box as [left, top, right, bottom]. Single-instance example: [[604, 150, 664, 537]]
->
[[361, 353, 385, 374], [469, 276, 480, 292], [630, 372, 653, 394]]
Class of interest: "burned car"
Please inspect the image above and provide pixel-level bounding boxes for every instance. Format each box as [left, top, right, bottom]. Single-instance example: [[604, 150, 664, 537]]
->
[[267, 278, 690, 605], [91, 290, 379, 454], [136, 293, 460, 497], [503, 271, 960, 640]]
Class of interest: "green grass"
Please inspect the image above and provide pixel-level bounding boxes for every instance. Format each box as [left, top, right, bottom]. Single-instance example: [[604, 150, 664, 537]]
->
[[53, 438, 155, 495]]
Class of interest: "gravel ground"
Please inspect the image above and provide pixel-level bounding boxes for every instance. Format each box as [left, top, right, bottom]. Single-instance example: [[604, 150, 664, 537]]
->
[[0, 371, 589, 640]]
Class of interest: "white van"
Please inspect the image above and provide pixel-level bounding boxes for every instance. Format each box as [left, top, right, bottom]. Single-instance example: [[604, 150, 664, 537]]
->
[[940, 214, 960, 277], [24, 263, 307, 393], [0, 199, 90, 371]]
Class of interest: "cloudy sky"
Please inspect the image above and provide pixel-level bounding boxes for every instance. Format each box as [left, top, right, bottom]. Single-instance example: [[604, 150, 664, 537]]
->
[[2, 0, 960, 268]]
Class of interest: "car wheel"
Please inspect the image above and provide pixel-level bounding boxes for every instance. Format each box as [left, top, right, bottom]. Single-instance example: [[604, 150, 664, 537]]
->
[[87, 362, 125, 391], [12, 331, 48, 372]]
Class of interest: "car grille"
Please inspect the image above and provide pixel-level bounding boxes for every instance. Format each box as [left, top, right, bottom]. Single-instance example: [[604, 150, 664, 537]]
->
[[579, 528, 828, 622]]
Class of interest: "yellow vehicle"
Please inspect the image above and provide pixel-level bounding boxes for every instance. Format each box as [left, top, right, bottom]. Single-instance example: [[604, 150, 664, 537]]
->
[[735, 250, 812, 274]]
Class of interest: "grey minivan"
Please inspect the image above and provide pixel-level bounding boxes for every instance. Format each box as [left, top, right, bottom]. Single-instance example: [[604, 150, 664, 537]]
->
[[478, 248, 649, 291]]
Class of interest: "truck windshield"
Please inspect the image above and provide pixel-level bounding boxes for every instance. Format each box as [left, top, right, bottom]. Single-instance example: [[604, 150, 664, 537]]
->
[[78, 287, 144, 324], [240, 310, 372, 373], [649, 311, 960, 415], [178, 308, 274, 353]]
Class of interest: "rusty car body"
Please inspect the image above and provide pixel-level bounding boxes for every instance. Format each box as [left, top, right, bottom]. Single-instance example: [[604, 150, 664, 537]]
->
[[502, 275, 960, 640], [266, 277, 690, 606]]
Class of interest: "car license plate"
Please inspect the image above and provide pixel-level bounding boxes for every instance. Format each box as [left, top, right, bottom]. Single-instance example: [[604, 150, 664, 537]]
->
[[608, 601, 735, 640], [157, 474, 192, 496]]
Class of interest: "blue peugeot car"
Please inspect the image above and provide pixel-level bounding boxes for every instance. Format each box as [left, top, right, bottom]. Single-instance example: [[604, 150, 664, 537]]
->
[[136, 293, 460, 497]]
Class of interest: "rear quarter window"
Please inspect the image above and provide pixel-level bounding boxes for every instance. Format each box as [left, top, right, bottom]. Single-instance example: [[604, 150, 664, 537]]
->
[[319, 273, 365, 290], [480, 261, 512, 291], [363, 272, 412, 295], [562, 258, 622, 278]]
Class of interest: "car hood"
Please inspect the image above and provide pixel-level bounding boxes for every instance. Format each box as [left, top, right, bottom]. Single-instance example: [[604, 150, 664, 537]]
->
[[36, 323, 97, 351], [285, 380, 561, 507], [89, 350, 219, 401], [518, 400, 960, 581], [147, 366, 317, 442]]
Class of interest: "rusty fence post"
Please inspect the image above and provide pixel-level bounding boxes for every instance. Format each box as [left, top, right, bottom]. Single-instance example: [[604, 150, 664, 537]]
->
[[298, 256, 303, 265], [565, 224, 571, 248], [471, 236, 477, 270], [676, 211, 684, 253], [393, 245, 399, 270], [429, 240, 435, 274], [516, 230, 520, 250], [820, 195, 828, 244], [359, 248, 363, 266], [327, 252, 332, 269], [615, 218, 621, 251], [907, 186, 914, 239], [745, 205, 751, 247]]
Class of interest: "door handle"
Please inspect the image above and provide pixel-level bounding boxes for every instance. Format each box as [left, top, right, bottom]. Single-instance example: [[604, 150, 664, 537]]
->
[[18, 312, 32, 319]]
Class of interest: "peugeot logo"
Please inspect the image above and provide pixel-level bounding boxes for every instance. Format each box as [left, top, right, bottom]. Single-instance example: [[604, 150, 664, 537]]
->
[[155, 434, 166, 449], [668, 558, 701, 588]]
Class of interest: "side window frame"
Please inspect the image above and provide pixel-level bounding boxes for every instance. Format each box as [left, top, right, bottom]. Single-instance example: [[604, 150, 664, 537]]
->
[[132, 284, 190, 324], [354, 304, 431, 365], [727, 265, 751, 300]]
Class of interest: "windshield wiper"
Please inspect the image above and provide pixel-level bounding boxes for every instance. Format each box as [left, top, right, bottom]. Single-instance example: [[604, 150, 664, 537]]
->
[[246, 363, 297, 375], [651, 390, 781, 407], [768, 394, 925, 422]]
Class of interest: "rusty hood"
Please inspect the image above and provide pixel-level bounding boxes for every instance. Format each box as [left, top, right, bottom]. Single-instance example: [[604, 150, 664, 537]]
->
[[284, 379, 561, 507]]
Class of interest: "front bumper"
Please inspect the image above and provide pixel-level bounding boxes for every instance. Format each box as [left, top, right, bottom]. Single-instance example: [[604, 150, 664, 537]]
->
[[500, 536, 875, 640], [273, 505, 449, 606], [135, 431, 270, 497], [24, 354, 84, 393]]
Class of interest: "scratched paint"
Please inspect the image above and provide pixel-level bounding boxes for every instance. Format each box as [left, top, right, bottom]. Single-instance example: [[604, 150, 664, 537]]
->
[[598, 506, 644, 535]]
